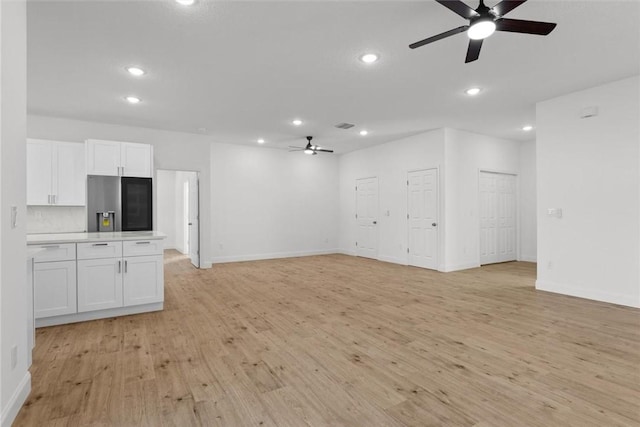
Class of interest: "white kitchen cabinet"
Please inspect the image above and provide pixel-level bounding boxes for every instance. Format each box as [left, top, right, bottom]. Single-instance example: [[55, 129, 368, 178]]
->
[[34, 260, 77, 318], [27, 139, 85, 206], [123, 255, 164, 306], [77, 257, 124, 312], [86, 139, 153, 177]]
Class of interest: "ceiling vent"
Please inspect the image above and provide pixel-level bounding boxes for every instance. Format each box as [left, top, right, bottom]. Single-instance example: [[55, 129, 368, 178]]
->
[[335, 122, 355, 130]]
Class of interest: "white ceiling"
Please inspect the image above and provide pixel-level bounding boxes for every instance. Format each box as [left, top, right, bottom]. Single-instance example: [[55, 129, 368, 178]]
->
[[27, 0, 640, 153]]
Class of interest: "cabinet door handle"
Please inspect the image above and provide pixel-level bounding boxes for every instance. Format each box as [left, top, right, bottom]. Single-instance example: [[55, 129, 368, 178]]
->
[[52, 195, 57, 204], [92, 243, 108, 246], [135, 241, 151, 245], [124, 260, 128, 273], [118, 260, 121, 273]]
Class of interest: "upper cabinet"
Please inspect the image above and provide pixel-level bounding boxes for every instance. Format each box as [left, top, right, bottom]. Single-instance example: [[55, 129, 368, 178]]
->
[[86, 139, 153, 178], [27, 139, 86, 206]]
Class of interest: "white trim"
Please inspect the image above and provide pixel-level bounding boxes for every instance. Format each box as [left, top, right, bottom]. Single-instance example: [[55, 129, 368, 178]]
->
[[36, 302, 163, 327], [442, 262, 480, 272], [518, 254, 537, 262], [1, 372, 31, 427], [377, 255, 407, 265], [337, 248, 356, 256], [211, 249, 340, 264], [535, 279, 640, 308]]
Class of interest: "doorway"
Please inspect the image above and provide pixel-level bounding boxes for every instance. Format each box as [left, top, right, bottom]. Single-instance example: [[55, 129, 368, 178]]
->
[[479, 171, 517, 265], [156, 170, 200, 268], [407, 168, 439, 270], [355, 177, 378, 259]]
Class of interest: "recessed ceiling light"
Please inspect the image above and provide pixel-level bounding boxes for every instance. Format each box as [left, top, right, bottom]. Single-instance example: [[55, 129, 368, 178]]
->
[[292, 119, 303, 126], [360, 53, 379, 64], [522, 125, 534, 131], [257, 138, 265, 144], [465, 87, 482, 96], [125, 96, 141, 104], [126, 67, 145, 77], [359, 130, 369, 136], [175, 0, 195, 5]]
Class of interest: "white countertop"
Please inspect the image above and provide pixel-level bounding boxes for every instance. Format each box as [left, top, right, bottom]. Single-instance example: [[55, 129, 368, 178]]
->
[[27, 231, 166, 245]]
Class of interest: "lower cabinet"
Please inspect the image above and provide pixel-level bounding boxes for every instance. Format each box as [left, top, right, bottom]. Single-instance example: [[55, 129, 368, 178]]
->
[[77, 257, 123, 312], [31, 238, 164, 324], [123, 255, 164, 306], [34, 260, 77, 318]]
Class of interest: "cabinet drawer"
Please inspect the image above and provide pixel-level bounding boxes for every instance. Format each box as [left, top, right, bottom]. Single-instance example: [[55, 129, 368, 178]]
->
[[77, 241, 123, 259], [123, 239, 163, 257], [32, 243, 76, 263]]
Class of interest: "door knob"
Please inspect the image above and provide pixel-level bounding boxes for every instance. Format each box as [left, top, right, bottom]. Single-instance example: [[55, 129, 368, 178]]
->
[[373, 221, 377, 225], [188, 222, 193, 226], [432, 223, 437, 226]]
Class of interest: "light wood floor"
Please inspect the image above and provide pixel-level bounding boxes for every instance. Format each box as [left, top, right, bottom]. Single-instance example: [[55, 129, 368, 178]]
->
[[15, 252, 640, 426]]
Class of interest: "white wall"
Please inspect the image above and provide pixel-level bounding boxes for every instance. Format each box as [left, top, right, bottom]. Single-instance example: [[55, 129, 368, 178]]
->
[[338, 128, 522, 271], [210, 142, 339, 262], [156, 170, 177, 249], [536, 75, 640, 308], [27, 115, 214, 267], [0, 1, 30, 426], [338, 129, 446, 265], [443, 128, 521, 271], [519, 139, 537, 262]]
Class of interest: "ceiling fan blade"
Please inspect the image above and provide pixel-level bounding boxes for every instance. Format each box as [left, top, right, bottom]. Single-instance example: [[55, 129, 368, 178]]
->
[[316, 149, 334, 153], [465, 39, 483, 63], [491, 0, 527, 17], [495, 18, 557, 35], [409, 25, 468, 49], [436, 0, 479, 20]]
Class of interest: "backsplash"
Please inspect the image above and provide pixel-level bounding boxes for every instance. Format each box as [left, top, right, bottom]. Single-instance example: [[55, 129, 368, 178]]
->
[[27, 206, 86, 233]]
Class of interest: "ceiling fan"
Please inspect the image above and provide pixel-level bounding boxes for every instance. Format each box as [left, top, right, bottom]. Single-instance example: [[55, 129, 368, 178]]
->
[[409, 0, 557, 63], [288, 136, 334, 155]]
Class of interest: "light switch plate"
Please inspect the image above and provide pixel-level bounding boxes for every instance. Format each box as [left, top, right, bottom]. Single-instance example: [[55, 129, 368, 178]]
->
[[10, 206, 17, 228]]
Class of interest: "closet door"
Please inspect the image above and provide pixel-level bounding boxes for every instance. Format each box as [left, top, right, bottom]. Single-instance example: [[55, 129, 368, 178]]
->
[[480, 172, 516, 265]]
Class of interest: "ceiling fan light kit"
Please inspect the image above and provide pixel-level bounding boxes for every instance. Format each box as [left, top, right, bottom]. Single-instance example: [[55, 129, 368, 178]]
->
[[409, 0, 557, 63], [290, 136, 334, 156]]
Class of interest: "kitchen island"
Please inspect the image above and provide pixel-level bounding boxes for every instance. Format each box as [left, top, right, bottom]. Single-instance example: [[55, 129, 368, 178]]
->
[[27, 231, 166, 327]]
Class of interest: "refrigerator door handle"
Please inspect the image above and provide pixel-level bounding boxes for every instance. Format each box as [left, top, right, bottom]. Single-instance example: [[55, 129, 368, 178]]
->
[[124, 260, 128, 273]]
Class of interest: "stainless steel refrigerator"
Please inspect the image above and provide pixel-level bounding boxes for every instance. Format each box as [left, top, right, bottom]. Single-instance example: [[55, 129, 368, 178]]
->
[[87, 175, 152, 232]]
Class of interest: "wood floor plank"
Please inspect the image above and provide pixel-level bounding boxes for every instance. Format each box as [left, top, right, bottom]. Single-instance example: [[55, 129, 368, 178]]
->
[[14, 252, 640, 426]]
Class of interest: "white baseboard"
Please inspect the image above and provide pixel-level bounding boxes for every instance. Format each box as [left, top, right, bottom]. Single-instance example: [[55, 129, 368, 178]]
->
[[519, 254, 537, 262], [377, 255, 407, 265], [36, 302, 163, 327], [337, 249, 356, 256], [211, 249, 340, 264], [442, 262, 480, 272], [1, 371, 31, 427], [536, 279, 639, 308]]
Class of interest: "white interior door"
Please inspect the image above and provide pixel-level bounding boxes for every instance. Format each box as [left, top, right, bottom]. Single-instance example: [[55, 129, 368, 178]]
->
[[188, 173, 200, 268], [355, 177, 378, 259], [480, 171, 517, 265], [407, 169, 439, 270]]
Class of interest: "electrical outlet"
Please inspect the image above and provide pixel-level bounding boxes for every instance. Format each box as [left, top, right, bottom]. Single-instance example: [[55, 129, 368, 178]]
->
[[11, 345, 17, 369]]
